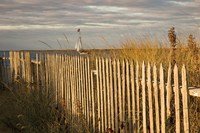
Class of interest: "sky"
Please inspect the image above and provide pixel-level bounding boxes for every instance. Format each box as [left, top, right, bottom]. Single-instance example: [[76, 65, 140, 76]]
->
[[0, 0, 200, 50]]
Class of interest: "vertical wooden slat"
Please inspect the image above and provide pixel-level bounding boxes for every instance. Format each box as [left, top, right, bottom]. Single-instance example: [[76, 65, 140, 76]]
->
[[84, 57, 87, 118], [95, 58, 101, 132], [160, 64, 166, 133], [78, 56, 81, 116], [74, 56, 78, 117], [122, 60, 126, 132], [40, 53, 45, 93], [142, 62, 147, 133], [126, 60, 132, 132], [63, 55, 66, 105], [9, 51, 13, 82], [117, 59, 123, 132], [97, 58, 104, 132], [45, 54, 49, 95], [65, 55, 68, 108], [91, 58, 96, 133], [70, 56, 74, 116], [74, 56, 77, 109], [36, 53, 39, 89], [181, 65, 190, 133], [147, 63, 154, 133], [106, 58, 111, 130], [109, 59, 114, 131], [61, 55, 64, 101], [13, 51, 16, 80], [85, 58, 90, 126], [3, 52, 7, 83], [99, 58, 104, 132], [113, 59, 119, 132], [25, 52, 31, 83], [80, 56, 84, 117], [57, 55, 61, 103], [21, 52, 24, 80], [67, 56, 72, 116], [102, 58, 107, 131], [153, 65, 160, 133], [167, 63, 172, 118], [174, 64, 180, 133], [80, 56, 83, 117], [136, 62, 140, 133], [51, 54, 55, 104], [130, 61, 136, 132]]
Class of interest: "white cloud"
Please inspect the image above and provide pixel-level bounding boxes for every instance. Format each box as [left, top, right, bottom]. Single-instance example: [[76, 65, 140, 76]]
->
[[14, 0, 39, 4], [85, 22, 127, 28], [86, 5, 128, 13], [0, 24, 69, 30], [168, 1, 199, 7]]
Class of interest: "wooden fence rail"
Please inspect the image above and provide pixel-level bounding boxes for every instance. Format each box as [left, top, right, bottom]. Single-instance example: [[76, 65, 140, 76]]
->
[[0, 51, 193, 133]]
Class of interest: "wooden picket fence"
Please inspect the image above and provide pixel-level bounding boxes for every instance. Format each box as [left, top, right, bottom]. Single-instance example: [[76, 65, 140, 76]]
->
[[0, 51, 191, 133]]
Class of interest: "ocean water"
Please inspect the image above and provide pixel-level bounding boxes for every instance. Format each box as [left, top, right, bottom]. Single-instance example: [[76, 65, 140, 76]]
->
[[0, 51, 82, 60]]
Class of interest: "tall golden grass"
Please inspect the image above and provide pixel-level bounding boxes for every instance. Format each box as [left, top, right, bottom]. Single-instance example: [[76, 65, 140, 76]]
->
[[119, 28, 200, 86]]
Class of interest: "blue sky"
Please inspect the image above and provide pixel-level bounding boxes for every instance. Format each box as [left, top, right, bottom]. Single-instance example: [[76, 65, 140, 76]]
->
[[0, 0, 200, 50]]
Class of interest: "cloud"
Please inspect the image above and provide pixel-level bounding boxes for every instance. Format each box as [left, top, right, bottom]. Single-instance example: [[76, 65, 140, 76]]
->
[[0, 0, 200, 50], [168, 1, 200, 7]]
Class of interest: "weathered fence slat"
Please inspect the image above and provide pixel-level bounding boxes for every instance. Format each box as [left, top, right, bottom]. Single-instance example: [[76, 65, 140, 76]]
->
[[126, 59, 132, 132], [147, 63, 154, 133], [174, 64, 181, 133], [136, 62, 140, 133], [113, 59, 119, 133], [167, 63, 172, 118], [142, 62, 147, 133], [90, 64, 95, 133], [153, 64, 160, 133], [130, 61, 136, 132], [102, 58, 107, 132], [122, 60, 126, 132], [106, 58, 111, 130], [109, 59, 114, 132], [160, 64, 166, 133], [117, 59, 123, 132], [182, 65, 190, 133], [96, 58, 101, 132]]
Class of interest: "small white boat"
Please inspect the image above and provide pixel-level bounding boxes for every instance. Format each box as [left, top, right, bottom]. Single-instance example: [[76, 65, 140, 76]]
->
[[75, 29, 87, 55], [75, 36, 82, 52]]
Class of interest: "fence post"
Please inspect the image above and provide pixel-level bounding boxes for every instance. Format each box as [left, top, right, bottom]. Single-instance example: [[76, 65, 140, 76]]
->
[[160, 64, 166, 133], [25, 52, 31, 84], [153, 64, 160, 133], [147, 63, 154, 133], [142, 62, 147, 133], [122, 60, 126, 132], [106, 58, 111, 130], [130, 60, 136, 132], [182, 65, 190, 133], [167, 63, 172, 118], [96, 58, 101, 132], [174, 64, 180, 133], [109, 59, 114, 132], [113, 59, 119, 133], [9, 51, 13, 82], [126, 59, 132, 132], [117, 59, 123, 132], [90, 58, 95, 133], [103, 58, 108, 131], [136, 62, 140, 133]]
